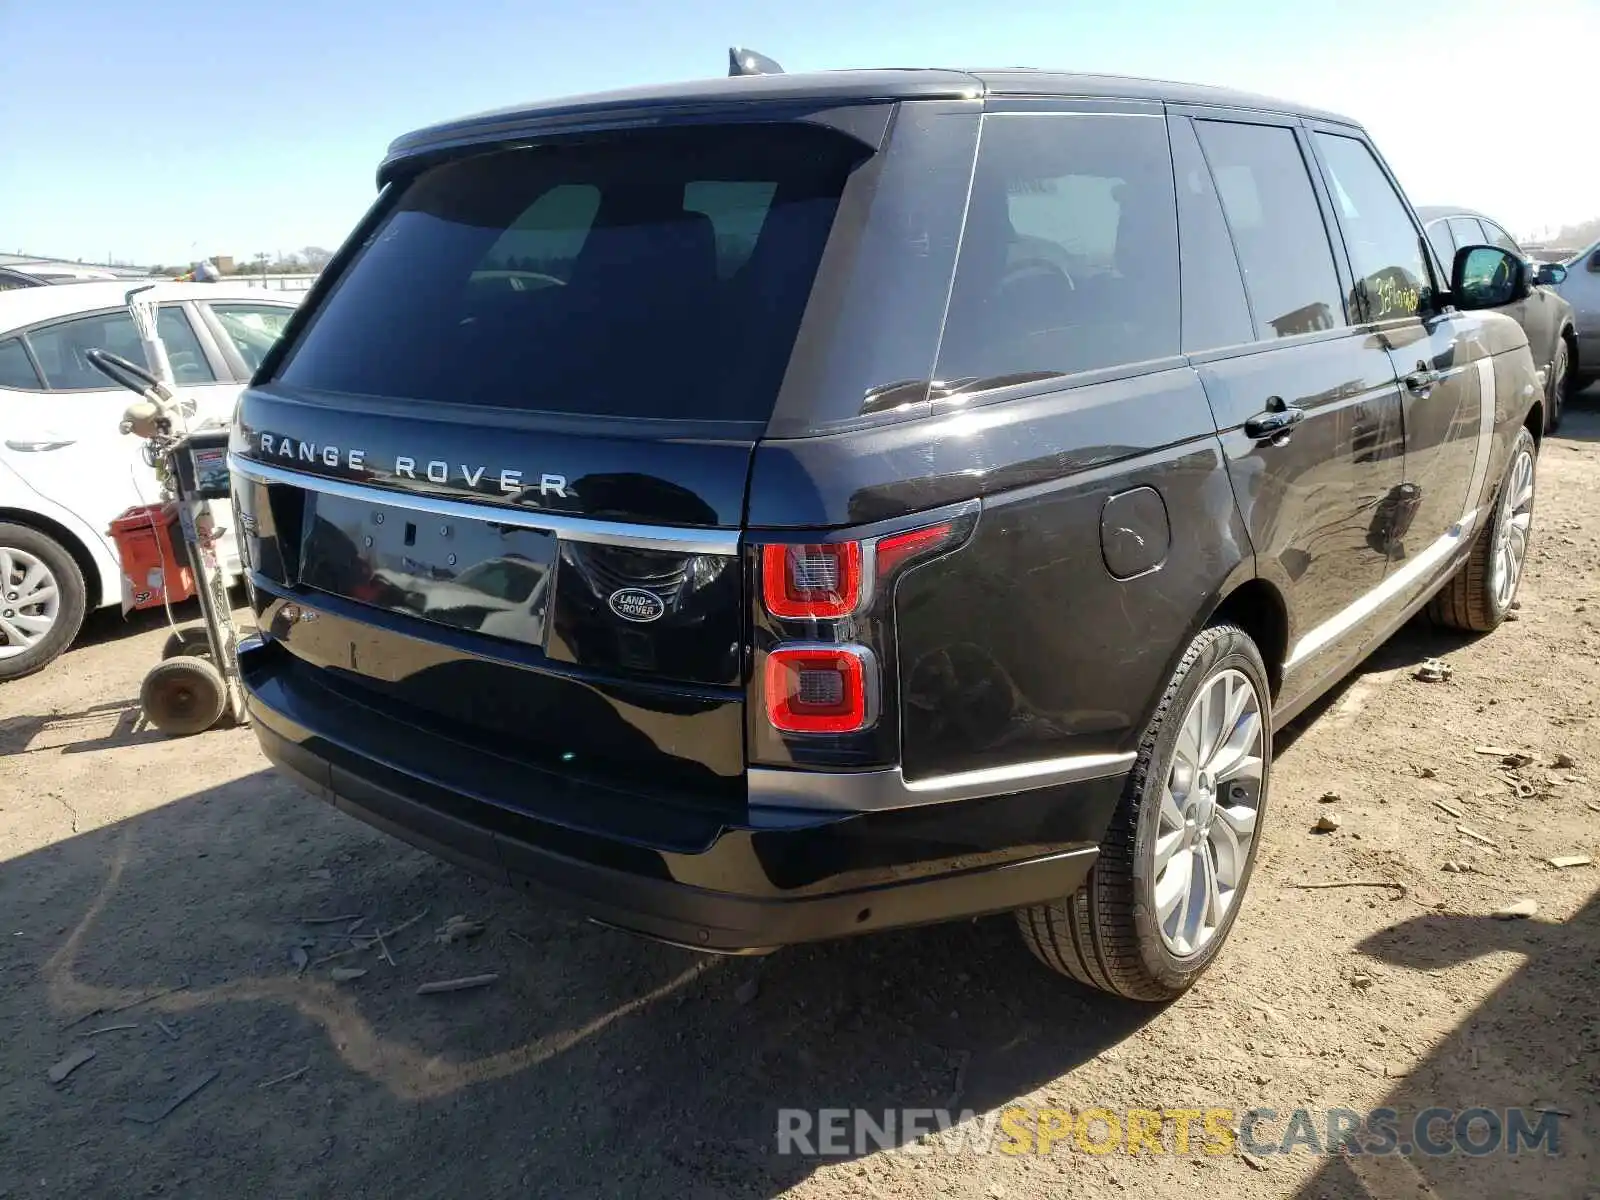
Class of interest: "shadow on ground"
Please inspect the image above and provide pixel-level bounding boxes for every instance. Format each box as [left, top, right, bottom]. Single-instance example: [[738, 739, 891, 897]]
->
[[1290, 890, 1598, 1198], [1275, 612, 1482, 755], [0, 699, 162, 756], [74, 599, 201, 650], [1553, 398, 1600, 444], [0, 771, 1153, 1198]]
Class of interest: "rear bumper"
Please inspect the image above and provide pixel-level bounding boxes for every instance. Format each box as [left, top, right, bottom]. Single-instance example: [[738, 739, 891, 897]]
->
[[241, 639, 1124, 953]]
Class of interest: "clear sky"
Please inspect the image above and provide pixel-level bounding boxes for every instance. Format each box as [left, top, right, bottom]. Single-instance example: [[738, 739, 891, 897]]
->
[[2, 0, 1596, 265]]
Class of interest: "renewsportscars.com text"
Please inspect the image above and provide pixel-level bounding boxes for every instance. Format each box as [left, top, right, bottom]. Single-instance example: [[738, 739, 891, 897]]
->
[[776, 1105, 1562, 1158]]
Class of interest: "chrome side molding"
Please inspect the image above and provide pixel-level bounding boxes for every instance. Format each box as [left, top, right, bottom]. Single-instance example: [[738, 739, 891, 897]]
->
[[749, 751, 1136, 813], [228, 455, 740, 556]]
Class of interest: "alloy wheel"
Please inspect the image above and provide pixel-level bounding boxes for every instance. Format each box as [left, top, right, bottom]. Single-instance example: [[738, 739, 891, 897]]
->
[[1492, 447, 1535, 610], [1152, 667, 1265, 957], [0, 547, 60, 661]]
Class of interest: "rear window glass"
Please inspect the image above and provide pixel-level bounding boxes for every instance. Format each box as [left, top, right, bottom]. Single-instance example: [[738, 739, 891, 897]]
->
[[278, 125, 866, 423]]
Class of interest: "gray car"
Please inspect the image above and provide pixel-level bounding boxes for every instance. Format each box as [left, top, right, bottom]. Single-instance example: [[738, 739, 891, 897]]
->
[[1419, 207, 1579, 429], [1555, 238, 1600, 390]]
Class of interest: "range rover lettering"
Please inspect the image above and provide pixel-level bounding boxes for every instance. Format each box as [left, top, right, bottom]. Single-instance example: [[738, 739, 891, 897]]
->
[[231, 66, 1544, 1000]]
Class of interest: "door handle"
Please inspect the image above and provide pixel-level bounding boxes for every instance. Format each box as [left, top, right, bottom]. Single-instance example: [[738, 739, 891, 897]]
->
[[1405, 368, 1442, 397], [1243, 404, 1306, 444], [4, 438, 76, 452]]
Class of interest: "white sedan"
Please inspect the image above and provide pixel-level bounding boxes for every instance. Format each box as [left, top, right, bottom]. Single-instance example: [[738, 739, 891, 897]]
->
[[0, 281, 300, 679]]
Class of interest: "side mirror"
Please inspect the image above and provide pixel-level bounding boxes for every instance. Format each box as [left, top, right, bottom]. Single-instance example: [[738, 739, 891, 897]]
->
[[1450, 245, 1528, 310], [1535, 262, 1569, 287]]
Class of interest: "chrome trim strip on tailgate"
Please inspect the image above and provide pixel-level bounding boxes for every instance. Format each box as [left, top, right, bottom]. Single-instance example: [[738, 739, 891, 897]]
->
[[229, 454, 741, 556], [749, 751, 1137, 813]]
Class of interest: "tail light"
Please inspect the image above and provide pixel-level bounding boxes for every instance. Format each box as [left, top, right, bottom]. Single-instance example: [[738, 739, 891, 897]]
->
[[761, 542, 862, 619], [756, 519, 964, 742], [764, 645, 876, 734], [873, 522, 953, 580]]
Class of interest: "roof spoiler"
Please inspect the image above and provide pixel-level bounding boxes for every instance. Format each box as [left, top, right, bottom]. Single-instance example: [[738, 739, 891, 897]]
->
[[728, 47, 784, 77]]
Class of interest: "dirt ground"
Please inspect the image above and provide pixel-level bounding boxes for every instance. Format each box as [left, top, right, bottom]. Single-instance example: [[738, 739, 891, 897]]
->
[[2, 394, 1598, 1200]]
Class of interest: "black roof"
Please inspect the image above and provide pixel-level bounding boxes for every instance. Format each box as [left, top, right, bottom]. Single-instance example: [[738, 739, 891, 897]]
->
[[969, 70, 1354, 123], [380, 68, 1359, 183], [1415, 205, 1498, 225]]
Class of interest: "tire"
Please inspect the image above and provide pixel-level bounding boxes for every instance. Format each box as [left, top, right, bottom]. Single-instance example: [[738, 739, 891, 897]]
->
[[1017, 623, 1272, 1001], [140, 657, 227, 736], [161, 626, 214, 660], [1428, 426, 1536, 633], [0, 522, 88, 682], [1545, 339, 1570, 434]]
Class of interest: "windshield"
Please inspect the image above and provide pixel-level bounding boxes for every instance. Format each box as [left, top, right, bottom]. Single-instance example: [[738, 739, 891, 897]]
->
[[276, 124, 867, 424]]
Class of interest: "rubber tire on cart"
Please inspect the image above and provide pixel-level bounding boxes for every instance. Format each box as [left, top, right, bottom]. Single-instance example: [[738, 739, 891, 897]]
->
[[161, 626, 213, 660], [1429, 426, 1537, 633], [0, 522, 88, 682], [1016, 623, 1272, 1001], [140, 656, 228, 736]]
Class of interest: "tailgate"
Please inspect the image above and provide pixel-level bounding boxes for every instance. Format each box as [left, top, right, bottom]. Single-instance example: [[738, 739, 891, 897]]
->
[[233, 421, 750, 809], [231, 116, 886, 808]]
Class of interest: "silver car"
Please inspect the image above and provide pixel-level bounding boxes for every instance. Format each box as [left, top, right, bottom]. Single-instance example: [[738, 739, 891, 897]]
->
[[1555, 239, 1600, 392], [1419, 206, 1580, 429]]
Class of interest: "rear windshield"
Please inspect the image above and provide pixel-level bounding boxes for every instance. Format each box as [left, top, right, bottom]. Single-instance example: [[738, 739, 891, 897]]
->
[[277, 124, 866, 423]]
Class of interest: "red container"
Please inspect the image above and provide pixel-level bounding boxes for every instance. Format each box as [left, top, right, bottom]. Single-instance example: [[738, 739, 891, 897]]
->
[[109, 504, 195, 612]]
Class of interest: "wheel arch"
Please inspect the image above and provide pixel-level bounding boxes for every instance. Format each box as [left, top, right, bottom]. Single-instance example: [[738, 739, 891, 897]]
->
[[0, 507, 103, 610], [1206, 576, 1289, 699], [1131, 564, 1288, 753]]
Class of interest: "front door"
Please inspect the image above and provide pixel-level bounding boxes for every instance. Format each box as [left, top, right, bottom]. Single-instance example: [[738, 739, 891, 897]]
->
[[1181, 113, 1405, 709], [1307, 128, 1489, 601]]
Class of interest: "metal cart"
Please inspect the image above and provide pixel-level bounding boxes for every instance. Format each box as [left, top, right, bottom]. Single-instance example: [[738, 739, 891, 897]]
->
[[88, 347, 247, 736]]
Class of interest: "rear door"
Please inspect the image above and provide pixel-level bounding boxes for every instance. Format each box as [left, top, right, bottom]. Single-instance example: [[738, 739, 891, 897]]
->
[[1174, 111, 1405, 707], [1308, 131, 1491, 578]]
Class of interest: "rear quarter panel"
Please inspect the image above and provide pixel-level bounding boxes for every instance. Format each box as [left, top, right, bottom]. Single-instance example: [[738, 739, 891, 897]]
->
[[750, 365, 1249, 779]]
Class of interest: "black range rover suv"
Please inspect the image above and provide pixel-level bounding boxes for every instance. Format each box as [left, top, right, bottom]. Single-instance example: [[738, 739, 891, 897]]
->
[[231, 68, 1544, 1000]]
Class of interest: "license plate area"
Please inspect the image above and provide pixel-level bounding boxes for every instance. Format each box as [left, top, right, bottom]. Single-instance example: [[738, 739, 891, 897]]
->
[[298, 493, 556, 648]]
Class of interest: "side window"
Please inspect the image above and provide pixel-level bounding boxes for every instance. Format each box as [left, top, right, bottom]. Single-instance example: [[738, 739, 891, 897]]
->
[[473, 183, 600, 287], [209, 304, 296, 374], [684, 181, 779, 279], [1425, 221, 1456, 274], [1312, 133, 1432, 321], [1449, 217, 1489, 251], [27, 307, 214, 389], [1169, 117, 1253, 353], [1195, 121, 1345, 339], [0, 337, 43, 389], [156, 308, 216, 384], [1481, 221, 1522, 255], [936, 113, 1180, 386]]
